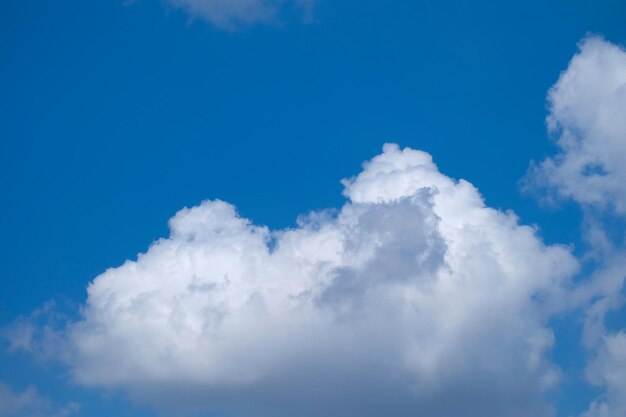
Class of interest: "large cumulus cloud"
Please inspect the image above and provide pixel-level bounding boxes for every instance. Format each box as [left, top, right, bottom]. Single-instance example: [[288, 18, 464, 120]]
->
[[58, 144, 578, 416]]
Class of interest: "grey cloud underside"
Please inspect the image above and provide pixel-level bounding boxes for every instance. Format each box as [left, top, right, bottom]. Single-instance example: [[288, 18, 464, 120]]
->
[[58, 144, 578, 417]]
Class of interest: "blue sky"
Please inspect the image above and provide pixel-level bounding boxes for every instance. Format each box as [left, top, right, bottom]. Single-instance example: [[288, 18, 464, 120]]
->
[[1, 1, 626, 416]]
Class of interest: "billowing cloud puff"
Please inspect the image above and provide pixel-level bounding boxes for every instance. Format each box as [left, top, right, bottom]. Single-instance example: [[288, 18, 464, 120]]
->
[[166, 0, 312, 29], [60, 144, 578, 416], [529, 36, 626, 214]]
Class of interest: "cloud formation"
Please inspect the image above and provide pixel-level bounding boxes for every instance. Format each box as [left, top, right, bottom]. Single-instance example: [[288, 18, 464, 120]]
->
[[529, 36, 626, 215], [583, 332, 626, 417], [53, 144, 580, 416], [6, 34, 624, 417], [0, 382, 79, 417], [530, 36, 626, 417], [166, 0, 312, 29]]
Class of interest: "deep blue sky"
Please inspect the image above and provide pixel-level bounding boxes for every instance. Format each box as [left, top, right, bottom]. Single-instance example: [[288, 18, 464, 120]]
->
[[1, 1, 626, 416]]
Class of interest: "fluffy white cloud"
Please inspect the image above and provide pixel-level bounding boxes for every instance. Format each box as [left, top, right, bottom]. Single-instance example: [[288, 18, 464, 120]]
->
[[529, 36, 626, 214], [0, 382, 79, 417], [529, 36, 626, 417], [57, 144, 578, 416], [166, 0, 312, 29]]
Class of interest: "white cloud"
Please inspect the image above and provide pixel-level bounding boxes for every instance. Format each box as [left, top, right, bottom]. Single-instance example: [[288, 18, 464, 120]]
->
[[581, 332, 626, 417], [2, 302, 72, 364], [53, 143, 579, 416], [3, 33, 621, 417], [528, 36, 626, 214], [165, 0, 313, 29], [0, 382, 79, 417], [529, 36, 626, 417], [4, 33, 621, 417]]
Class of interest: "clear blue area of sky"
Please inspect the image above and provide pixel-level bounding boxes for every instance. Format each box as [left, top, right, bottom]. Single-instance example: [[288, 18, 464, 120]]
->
[[1, 0, 625, 416]]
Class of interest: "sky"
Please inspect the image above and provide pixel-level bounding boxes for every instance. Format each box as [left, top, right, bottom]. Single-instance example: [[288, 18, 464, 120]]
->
[[1, 0, 626, 416]]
